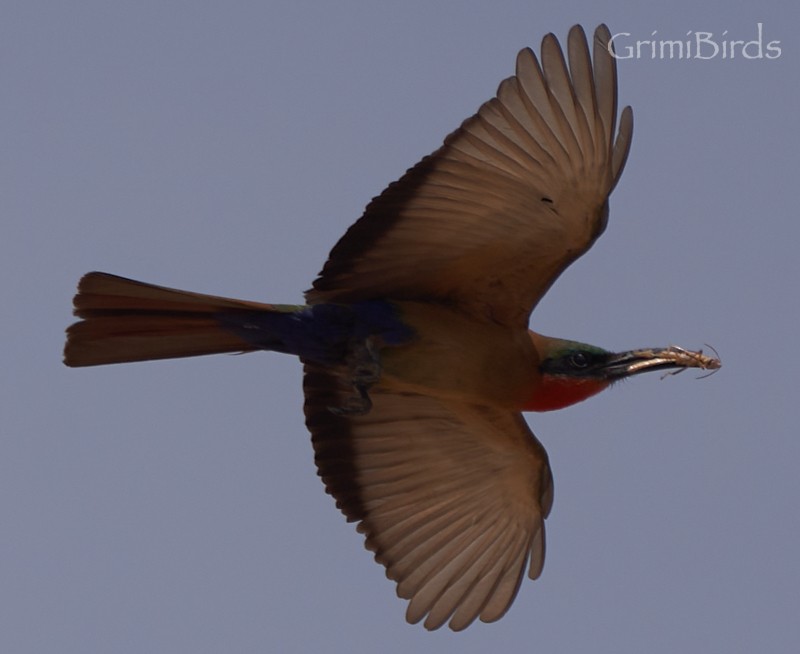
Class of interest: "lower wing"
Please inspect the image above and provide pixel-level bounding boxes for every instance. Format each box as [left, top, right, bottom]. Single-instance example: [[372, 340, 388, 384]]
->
[[303, 362, 554, 630]]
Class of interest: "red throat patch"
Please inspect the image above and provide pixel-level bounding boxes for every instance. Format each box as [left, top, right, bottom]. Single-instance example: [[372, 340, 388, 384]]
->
[[523, 375, 611, 412]]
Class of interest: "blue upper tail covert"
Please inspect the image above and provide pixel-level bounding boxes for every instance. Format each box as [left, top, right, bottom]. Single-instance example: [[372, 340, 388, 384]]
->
[[216, 301, 415, 365]]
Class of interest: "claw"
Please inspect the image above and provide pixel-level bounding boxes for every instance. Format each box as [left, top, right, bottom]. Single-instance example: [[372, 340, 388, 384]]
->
[[328, 338, 381, 416], [329, 384, 373, 416]]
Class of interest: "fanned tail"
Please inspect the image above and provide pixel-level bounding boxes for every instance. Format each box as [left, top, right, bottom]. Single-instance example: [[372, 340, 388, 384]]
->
[[64, 272, 298, 367]]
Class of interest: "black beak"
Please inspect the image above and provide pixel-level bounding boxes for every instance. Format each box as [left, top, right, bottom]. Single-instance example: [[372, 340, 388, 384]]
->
[[603, 346, 721, 380]]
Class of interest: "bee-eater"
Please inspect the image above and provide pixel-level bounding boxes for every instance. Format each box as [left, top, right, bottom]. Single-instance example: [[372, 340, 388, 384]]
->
[[64, 25, 719, 630]]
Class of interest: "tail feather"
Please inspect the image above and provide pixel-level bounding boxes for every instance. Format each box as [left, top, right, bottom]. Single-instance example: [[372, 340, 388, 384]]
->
[[64, 272, 295, 367]]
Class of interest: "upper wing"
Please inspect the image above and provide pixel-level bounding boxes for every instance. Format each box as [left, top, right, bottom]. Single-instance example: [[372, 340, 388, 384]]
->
[[307, 24, 633, 327], [303, 363, 554, 630]]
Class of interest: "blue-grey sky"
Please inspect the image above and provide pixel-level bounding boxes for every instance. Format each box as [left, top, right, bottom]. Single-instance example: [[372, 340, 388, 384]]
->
[[3, 1, 798, 652]]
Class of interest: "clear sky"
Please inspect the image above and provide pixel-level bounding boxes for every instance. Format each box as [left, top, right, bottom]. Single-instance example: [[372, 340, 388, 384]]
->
[[3, 1, 798, 652]]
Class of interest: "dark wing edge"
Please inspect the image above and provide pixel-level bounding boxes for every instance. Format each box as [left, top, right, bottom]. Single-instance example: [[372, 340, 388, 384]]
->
[[303, 362, 554, 630]]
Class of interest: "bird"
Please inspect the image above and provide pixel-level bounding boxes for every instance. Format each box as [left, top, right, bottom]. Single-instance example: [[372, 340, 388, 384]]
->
[[63, 24, 719, 630]]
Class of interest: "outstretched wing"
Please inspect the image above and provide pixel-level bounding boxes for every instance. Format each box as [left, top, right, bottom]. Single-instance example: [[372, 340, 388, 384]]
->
[[303, 363, 554, 630], [307, 24, 633, 327]]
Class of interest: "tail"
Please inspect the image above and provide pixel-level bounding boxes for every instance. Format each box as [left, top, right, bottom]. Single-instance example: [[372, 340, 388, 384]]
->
[[64, 272, 300, 367]]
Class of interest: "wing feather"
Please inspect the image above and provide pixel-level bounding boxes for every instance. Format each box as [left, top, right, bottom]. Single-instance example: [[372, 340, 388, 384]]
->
[[540, 33, 585, 167], [513, 48, 573, 169], [303, 363, 553, 630], [567, 25, 600, 169]]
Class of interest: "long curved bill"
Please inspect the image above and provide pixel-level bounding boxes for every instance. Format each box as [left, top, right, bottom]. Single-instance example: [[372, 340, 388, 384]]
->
[[604, 346, 721, 379]]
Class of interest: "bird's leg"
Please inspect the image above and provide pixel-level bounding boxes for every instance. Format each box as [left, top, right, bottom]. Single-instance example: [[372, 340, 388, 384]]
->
[[329, 338, 381, 416]]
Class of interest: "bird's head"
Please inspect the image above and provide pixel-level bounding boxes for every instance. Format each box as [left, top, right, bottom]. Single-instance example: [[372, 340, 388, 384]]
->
[[524, 333, 720, 412]]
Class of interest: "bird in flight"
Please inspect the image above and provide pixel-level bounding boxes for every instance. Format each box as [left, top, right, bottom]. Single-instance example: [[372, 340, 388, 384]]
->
[[64, 24, 719, 630]]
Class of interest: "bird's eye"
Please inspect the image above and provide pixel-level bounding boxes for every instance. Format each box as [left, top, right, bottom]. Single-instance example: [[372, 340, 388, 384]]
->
[[568, 352, 590, 368]]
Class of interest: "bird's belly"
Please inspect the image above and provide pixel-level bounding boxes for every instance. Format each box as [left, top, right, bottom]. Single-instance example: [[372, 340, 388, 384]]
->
[[378, 301, 540, 409]]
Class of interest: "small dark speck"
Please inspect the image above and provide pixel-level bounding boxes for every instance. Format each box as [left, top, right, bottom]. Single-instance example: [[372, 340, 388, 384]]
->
[[541, 197, 553, 204]]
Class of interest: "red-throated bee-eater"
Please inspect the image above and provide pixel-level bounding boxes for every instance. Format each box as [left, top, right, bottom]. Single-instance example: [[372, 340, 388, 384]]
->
[[64, 25, 719, 630]]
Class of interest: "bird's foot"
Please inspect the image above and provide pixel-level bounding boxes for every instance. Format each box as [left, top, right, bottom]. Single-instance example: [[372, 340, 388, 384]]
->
[[329, 339, 381, 416], [329, 383, 373, 416]]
